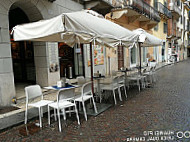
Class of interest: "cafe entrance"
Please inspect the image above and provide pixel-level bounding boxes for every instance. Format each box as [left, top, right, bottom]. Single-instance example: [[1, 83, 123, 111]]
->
[[9, 7, 36, 99], [59, 43, 85, 78]]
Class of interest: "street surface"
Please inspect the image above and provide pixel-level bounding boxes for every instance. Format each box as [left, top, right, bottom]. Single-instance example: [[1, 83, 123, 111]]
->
[[1, 59, 190, 142]]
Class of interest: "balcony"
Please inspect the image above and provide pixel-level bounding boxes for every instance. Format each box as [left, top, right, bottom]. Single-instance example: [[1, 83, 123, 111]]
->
[[111, 0, 160, 29], [83, 0, 113, 15], [157, 2, 172, 19], [169, 0, 181, 19]]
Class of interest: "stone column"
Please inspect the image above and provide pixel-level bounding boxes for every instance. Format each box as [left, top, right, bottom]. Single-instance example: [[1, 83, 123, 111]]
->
[[0, 13, 15, 106], [34, 42, 60, 87]]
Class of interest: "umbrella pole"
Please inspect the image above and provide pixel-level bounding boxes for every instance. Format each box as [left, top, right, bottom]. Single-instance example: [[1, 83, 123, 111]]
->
[[139, 42, 142, 75], [90, 42, 94, 94]]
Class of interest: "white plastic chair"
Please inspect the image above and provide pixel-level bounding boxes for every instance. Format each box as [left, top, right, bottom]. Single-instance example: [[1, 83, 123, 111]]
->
[[77, 76, 86, 86], [75, 82, 97, 121], [48, 88, 80, 132], [101, 76, 120, 105], [117, 75, 127, 100], [25, 85, 53, 127]]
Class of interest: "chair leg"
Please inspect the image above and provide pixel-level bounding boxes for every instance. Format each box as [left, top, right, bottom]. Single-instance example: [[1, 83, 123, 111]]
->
[[38, 107, 42, 128], [48, 105, 50, 125], [113, 90, 117, 105], [124, 85, 127, 100], [74, 104, 80, 125], [25, 105, 28, 124], [57, 109, 62, 132], [79, 102, 81, 111], [100, 94, 102, 103], [118, 87, 122, 101], [92, 96, 98, 114], [63, 109, 66, 121], [137, 80, 140, 92], [41, 107, 43, 117], [82, 101, 87, 121]]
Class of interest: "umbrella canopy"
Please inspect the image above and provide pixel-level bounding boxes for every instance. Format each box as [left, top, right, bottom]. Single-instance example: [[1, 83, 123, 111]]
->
[[132, 28, 163, 74], [133, 28, 163, 47], [12, 10, 138, 48]]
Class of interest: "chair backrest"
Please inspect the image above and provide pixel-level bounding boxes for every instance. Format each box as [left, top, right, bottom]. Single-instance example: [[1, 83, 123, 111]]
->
[[57, 88, 75, 102], [81, 82, 92, 96], [118, 75, 124, 83], [112, 76, 118, 84], [25, 85, 42, 100], [149, 62, 156, 68], [77, 76, 86, 85]]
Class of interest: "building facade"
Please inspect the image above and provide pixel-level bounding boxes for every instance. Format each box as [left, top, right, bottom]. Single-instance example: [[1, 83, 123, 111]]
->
[[0, 0, 189, 106], [152, 0, 172, 63], [0, 0, 84, 106], [106, 0, 161, 71]]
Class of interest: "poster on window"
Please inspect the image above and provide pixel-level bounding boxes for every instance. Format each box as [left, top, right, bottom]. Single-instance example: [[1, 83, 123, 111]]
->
[[48, 42, 59, 73], [87, 45, 104, 66]]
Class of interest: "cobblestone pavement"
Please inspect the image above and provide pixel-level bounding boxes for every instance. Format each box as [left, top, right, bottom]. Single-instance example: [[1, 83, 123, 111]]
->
[[1, 59, 190, 142]]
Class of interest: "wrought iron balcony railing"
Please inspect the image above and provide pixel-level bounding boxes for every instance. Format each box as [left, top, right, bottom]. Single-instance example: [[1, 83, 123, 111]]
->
[[157, 2, 172, 19], [169, 0, 181, 17], [114, 0, 161, 22]]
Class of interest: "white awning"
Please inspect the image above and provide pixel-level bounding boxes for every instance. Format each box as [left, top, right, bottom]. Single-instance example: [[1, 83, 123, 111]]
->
[[12, 10, 138, 48], [133, 28, 163, 47]]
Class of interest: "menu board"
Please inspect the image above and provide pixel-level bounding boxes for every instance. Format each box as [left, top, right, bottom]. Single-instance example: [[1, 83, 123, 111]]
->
[[48, 42, 59, 72], [87, 44, 104, 66]]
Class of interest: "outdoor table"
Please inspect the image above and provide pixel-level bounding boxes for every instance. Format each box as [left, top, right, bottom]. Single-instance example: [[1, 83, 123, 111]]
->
[[93, 76, 105, 103], [44, 84, 80, 95]]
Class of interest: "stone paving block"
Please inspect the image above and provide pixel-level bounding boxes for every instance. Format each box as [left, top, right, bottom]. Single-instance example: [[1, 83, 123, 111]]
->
[[1, 60, 190, 141]]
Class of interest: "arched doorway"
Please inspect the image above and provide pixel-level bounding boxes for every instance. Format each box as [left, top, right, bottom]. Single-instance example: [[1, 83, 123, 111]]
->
[[9, 7, 36, 83], [9, 2, 43, 99]]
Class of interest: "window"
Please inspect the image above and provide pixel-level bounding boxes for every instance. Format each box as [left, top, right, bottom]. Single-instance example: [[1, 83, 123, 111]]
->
[[180, 16, 182, 24], [164, 1, 167, 7], [162, 42, 165, 56], [164, 23, 167, 33], [130, 47, 136, 64], [177, 0, 180, 6], [154, 0, 158, 10]]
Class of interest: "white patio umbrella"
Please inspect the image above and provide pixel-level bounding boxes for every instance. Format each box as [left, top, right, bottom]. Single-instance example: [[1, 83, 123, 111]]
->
[[12, 10, 138, 47], [12, 10, 139, 93], [132, 28, 163, 73], [133, 28, 163, 47]]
